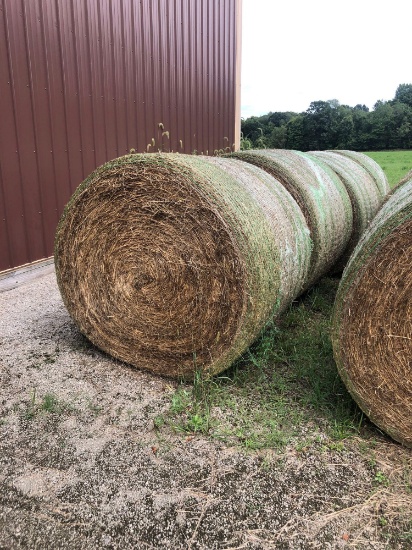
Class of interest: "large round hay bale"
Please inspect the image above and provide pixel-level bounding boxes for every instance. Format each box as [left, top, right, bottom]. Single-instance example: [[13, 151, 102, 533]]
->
[[309, 150, 384, 267], [331, 177, 412, 447], [198, 156, 311, 312], [226, 149, 353, 288], [331, 150, 390, 198], [394, 168, 412, 190], [55, 153, 311, 379]]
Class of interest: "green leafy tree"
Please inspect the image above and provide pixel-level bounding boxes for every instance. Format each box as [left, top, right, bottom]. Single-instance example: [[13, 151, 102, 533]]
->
[[304, 100, 334, 149], [334, 107, 354, 149], [285, 115, 307, 150], [267, 125, 287, 148], [241, 84, 412, 152], [350, 108, 372, 150], [368, 101, 394, 149], [394, 83, 412, 108], [392, 101, 412, 148], [241, 116, 267, 144]]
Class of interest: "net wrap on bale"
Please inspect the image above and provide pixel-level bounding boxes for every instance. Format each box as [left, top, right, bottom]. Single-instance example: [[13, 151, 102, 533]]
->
[[331, 177, 412, 447], [55, 153, 312, 379], [309, 150, 385, 268], [226, 149, 353, 287], [331, 150, 390, 199]]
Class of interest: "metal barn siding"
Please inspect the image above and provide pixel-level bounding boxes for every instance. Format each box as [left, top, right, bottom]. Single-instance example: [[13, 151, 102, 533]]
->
[[0, 0, 242, 271]]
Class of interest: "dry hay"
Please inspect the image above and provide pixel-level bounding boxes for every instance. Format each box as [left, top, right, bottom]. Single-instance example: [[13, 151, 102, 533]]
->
[[392, 167, 412, 193], [331, 150, 390, 199], [226, 149, 353, 288], [309, 150, 384, 269], [55, 153, 311, 379], [331, 176, 412, 447]]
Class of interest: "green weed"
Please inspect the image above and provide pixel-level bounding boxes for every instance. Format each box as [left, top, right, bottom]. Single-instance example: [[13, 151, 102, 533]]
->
[[375, 471, 390, 486], [41, 393, 60, 413], [24, 391, 72, 419], [379, 516, 388, 527]]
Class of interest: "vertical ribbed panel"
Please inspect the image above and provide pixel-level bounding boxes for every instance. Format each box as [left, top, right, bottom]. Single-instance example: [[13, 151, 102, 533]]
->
[[0, 0, 241, 271]]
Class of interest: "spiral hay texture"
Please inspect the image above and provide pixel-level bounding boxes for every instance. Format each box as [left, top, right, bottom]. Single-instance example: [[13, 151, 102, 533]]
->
[[332, 150, 390, 199], [309, 151, 385, 267], [227, 149, 353, 287], [331, 177, 412, 447], [55, 153, 311, 379]]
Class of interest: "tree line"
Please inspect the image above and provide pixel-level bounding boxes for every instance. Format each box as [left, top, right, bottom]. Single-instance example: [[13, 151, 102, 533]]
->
[[241, 84, 412, 151]]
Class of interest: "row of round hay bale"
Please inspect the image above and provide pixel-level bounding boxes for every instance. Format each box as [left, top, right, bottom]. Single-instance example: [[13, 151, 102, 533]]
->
[[226, 149, 353, 287], [331, 176, 412, 448], [55, 153, 312, 379], [308, 150, 387, 268]]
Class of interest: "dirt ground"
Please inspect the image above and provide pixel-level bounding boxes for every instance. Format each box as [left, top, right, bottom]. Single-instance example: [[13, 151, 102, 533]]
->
[[1, 270, 411, 549]]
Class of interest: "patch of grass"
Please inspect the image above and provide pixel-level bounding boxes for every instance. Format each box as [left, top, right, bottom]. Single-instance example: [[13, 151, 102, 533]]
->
[[160, 277, 368, 450], [167, 371, 216, 435], [86, 399, 103, 416], [41, 393, 60, 413], [364, 150, 412, 187], [24, 390, 73, 419]]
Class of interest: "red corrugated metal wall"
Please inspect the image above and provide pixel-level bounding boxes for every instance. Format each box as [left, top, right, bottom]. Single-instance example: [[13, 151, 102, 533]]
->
[[0, 0, 241, 271]]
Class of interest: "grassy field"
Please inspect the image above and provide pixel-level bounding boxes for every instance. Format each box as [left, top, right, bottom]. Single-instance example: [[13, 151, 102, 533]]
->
[[364, 150, 412, 187]]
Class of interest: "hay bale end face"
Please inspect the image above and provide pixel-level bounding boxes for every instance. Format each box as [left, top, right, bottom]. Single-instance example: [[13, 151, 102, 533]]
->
[[226, 149, 353, 288], [55, 153, 311, 379], [332, 177, 412, 447]]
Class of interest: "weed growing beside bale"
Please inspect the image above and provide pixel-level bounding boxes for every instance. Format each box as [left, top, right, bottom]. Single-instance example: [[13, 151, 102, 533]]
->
[[331, 177, 412, 447], [309, 150, 385, 268], [226, 149, 353, 287], [55, 153, 311, 379]]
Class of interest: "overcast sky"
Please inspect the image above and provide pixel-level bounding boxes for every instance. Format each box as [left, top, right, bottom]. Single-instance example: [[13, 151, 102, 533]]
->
[[241, 0, 411, 118]]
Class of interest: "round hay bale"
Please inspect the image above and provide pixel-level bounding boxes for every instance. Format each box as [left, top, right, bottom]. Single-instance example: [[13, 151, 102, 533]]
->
[[309, 150, 383, 268], [226, 149, 353, 288], [331, 177, 412, 447], [55, 153, 311, 379], [393, 168, 412, 191], [199, 155, 312, 312], [331, 150, 390, 199]]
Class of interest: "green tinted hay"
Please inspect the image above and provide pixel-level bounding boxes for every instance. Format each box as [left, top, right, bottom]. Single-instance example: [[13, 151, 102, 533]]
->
[[226, 149, 353, 288], [332, 150, 390, 198], [310, 151, 384, 268], [332, 177, 412, 447], [55, 153, 311, 379]]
